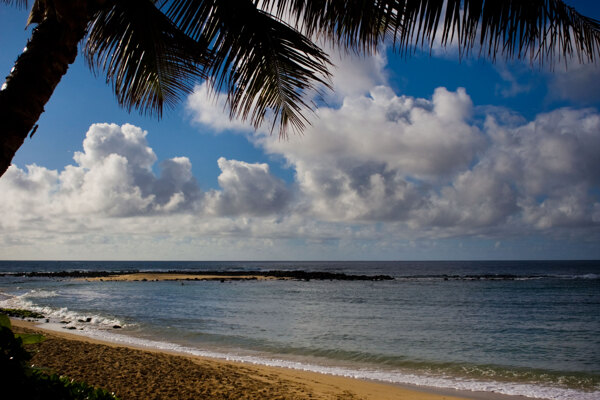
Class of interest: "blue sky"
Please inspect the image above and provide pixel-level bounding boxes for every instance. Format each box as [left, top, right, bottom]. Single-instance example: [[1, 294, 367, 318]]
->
[[1, 2, 599, 260]]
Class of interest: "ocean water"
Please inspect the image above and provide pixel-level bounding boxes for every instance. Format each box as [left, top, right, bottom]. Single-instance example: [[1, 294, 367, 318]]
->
[[0, 260, 598, 400]]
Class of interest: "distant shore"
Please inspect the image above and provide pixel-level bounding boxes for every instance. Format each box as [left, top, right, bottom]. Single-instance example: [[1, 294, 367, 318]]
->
[[2, 269, 394, 281], [12, 319, 529, 400], [83, 272, 282, 282]]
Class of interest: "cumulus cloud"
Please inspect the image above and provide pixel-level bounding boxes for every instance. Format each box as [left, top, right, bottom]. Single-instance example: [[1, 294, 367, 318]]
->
[[2, 124, 195, 220], [68, 124, 203, 216], [264, 86, 481, 180], [484, 108, 600, 230], [547, 63, 600, 104], [326, 46, 388, 101], [0, 123, 293, 226], [186, 82, 254, 133], [257, 87, 600, 237], [1, 87, 599, 259], [259, 86, 485, 223], [184, 46, 389, 133], [205, 158, 291, 216]]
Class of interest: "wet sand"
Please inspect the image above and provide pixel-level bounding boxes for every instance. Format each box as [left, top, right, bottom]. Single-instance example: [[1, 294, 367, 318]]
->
[[12, 320, 529, 400]]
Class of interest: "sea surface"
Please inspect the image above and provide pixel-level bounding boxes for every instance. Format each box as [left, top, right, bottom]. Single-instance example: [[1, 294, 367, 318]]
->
[[0, 260, 598, 400]]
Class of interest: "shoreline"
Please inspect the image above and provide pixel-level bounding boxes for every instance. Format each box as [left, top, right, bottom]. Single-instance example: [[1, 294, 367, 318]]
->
[[10, 319, 533, 400], [4, 270, 394, 281], [83, 272, 285, 282]]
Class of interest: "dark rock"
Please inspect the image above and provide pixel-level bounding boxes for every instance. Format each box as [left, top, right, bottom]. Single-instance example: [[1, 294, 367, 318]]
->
[[0, 308, 45, 319], [2, 269, 394, 281], [163, 269, 394, 281]]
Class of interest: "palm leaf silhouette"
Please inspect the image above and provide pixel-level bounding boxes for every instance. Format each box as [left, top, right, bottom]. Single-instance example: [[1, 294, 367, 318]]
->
[[0, 0, 599, 177]]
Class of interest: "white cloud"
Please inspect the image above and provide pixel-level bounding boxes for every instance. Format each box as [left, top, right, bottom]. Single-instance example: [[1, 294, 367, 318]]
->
[[414, 165, 519, 232], [0, 123, 295, 225], [257, 88, 599, 237], [326, 46, 388, 101], [184, 44, 390, 133], [1, 124, 203, 220], [257, 86, 486, 224], [495, 66, 532, 98], [520, 186, 594, 229], [548, 63, 600, 104], [73, 123, 157, 170], [205, 158, 291, 216], [186, 82, 254, 133], [1, 88, 599, 259], [263, 86, 482, 181]]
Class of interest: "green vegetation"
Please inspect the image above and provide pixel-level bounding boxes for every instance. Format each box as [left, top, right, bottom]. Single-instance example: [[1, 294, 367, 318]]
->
[[0, 312, 119, 400], [0, 307, 45, 319], [12, 371, 121, 400]]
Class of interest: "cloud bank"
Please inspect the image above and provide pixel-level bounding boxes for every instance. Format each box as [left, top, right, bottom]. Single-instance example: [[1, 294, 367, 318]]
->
[[2, 85, 599, 259]]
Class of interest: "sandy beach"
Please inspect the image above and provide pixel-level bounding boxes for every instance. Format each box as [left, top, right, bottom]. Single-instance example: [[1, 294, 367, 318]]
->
[[10, 319, 524, 400]]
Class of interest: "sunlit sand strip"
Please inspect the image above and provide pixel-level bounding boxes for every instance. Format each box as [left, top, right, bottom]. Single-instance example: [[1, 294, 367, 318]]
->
[[11, 319, 519, 400]]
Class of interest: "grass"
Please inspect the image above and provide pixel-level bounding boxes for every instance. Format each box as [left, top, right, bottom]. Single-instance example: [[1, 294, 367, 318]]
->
[[0, 308, 45, 319]]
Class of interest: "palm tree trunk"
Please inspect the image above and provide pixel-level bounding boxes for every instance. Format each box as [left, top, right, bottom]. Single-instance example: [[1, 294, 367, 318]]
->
[[0, 14, 90, 177]]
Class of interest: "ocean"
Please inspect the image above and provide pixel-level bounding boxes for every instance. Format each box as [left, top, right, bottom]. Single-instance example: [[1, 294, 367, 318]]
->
[[0, 260, 598, 400]]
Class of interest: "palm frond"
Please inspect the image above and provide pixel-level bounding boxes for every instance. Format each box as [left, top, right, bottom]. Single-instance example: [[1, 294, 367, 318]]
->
[[228, 8, 332, 134], [158, 0, 599, 135], [0, 0, 27, 7], [162, 0, 331, 136], [260, 0, 397, 53], [26, 0, 45, 26], [84, 0, 211, 117], [263, 0, 600, 64], [445, 0, 600, 64]]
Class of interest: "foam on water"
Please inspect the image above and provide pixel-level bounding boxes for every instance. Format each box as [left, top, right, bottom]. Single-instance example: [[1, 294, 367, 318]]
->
[[395, 273, 600, 281], [3, 291, 594, 400], [0, 291, 125, 329], [2, 260, 598, 400], [22, 289, 59, 298], [28, 320, 599, 400]]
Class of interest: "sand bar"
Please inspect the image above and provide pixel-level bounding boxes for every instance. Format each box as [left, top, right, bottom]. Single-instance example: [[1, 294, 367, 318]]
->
[[10, 319, 532, 400], [84, 273, 286, 282]]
